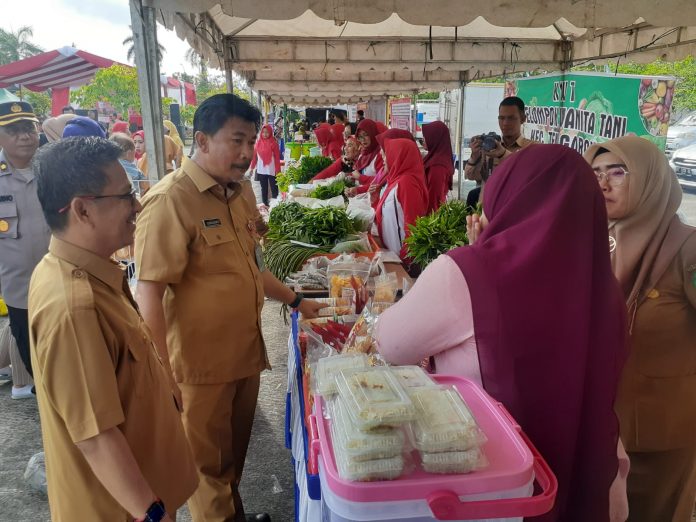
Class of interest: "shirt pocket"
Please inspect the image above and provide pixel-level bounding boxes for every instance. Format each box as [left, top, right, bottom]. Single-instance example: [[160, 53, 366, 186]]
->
[[126, 331, 155, 396], [200, 226, 241, 274], [0, 200, 18, 239]]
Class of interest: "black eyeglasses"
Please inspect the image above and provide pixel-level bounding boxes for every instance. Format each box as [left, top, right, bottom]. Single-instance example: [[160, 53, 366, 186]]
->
[[58, 188, 137, 214]]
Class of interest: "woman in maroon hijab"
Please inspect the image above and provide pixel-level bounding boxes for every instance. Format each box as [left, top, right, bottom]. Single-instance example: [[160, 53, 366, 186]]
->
[[376, 145, 628, 522], [422, 121, 454, 212]]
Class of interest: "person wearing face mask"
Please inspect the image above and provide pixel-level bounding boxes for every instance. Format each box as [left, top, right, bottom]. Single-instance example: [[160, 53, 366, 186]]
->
[[0, 100, 50, 399], [586, 136, 696, 522], [134, 94, 326, 522]]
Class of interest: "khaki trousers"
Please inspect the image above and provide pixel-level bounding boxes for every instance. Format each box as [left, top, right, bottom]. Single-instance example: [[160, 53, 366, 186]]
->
[[0, 322, 32, 387], [180, 374, 260, 522], [626, 446, 696, 522]]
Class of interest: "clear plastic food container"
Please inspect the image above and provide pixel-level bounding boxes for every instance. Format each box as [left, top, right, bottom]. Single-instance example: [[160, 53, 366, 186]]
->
[[315, 353, 369, 396], [331, 396, 405, 462], [420, 448, 485, 474], [391, 366, 437, 389], [334, 447, 405, 482], [409, 386, 485, 453], [336, 367, 416, 430]]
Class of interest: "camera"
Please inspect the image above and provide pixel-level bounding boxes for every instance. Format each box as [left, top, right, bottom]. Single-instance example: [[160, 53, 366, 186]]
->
[[474, 132, 502, 152]]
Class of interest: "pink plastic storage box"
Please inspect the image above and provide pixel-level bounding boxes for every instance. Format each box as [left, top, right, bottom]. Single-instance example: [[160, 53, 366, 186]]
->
[[311, 374, 557, 521]]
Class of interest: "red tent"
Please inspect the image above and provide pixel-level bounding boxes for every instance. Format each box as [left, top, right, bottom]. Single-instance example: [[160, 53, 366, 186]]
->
[[0, 47, 119, 115]]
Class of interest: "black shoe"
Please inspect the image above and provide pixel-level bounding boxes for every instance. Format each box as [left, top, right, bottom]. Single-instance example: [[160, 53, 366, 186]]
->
[[245, 514, 271, 522]]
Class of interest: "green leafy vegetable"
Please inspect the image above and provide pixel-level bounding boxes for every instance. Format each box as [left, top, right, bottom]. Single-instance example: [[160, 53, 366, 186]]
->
[[405, 200, 473, 268], [309, 180, 346, 200], [268, 202, 355, 247], [276, 155, 334, 192]]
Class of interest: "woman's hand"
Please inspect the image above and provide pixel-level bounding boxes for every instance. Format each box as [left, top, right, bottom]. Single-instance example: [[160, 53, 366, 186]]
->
[[466, 213, 483, 245], [345, 187, 358, 197]]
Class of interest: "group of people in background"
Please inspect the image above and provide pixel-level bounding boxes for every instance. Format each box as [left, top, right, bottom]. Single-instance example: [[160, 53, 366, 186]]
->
[[250, 110, 456, 269]]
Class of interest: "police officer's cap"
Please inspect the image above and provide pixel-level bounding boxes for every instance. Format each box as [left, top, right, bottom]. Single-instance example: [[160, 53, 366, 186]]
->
[[0, 101, 39, 127]]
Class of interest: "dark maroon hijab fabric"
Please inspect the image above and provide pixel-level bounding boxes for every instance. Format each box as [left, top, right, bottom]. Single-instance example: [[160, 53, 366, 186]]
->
[[422, 120, 454, 173], [448, 145, 628, 522]]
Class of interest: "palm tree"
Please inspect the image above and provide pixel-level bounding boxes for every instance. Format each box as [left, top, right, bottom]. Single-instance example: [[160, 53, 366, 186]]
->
[[123, 35, 165, 67], [185, 48, 207, 74], [0, 26, 44, 65]]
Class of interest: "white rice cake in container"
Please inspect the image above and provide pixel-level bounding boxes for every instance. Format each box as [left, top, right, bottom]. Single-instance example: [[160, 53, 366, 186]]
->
[[331, 396, 404, 462], [336, 367, 416, 430], [334, 447, 405, 482], [409, 386, 485, 453], [315, 353, 369, 396], [391, 365, 437, 389], [420, 448, 484, 474]]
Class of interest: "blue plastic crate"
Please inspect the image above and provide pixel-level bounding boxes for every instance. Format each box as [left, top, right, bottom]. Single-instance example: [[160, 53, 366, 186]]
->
[[291, 313, 322, 501], [285, 392, 292, 450]]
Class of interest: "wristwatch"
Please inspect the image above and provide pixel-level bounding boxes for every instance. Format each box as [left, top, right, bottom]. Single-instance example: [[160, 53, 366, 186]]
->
[[289, 293, 304, 309], [134, 499, 166, 522]]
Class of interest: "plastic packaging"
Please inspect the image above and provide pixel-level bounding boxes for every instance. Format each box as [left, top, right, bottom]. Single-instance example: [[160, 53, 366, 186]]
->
[[343, 306, 379, 355], [24, 452, 47, 495], [346, 193, 376, 232], [331, 396, 405, 462], [334, 449, 404, 482], [312, 297, 354, 317], [315, 353, 369, 396], [336, 367, 416, 430], [408, 386, 486, 453], [372, 272, 399, 303], [331, 234, 372, 254], [391, 366, 437, 389], [420, 448, 487, 474]]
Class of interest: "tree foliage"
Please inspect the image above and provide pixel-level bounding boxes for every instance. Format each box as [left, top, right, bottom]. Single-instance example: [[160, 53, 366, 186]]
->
[[0, 26, 43, 65], [71, 65, 141, 117], [24, 90, 51, 117], [122, 35, 165, 67]]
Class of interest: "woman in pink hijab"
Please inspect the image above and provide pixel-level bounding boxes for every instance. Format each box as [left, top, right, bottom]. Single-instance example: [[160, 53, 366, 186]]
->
[[376, 144, 628, 522]]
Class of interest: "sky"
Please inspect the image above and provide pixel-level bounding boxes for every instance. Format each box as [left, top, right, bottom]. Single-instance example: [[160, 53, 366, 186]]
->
[[2, 0, 208, 77]]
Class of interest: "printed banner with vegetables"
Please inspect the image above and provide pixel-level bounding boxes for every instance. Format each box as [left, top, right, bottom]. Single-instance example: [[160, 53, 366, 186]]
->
[[506, 72, 677, 153]]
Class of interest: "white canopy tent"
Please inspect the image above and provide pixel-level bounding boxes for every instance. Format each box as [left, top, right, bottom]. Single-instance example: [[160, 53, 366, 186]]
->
[[147, 0, 696, 104], [129, 0, 696, 184]]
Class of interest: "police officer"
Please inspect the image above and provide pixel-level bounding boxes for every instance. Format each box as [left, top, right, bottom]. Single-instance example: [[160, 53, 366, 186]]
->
[[0, 100, 51, 399], [30, 137, 198, 521]]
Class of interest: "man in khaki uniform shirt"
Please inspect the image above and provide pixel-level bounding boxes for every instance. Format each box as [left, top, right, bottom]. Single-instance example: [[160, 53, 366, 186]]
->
[[135, 94, 324, 522], [30, 137, 198, 521], [464, 96, 536, 205]]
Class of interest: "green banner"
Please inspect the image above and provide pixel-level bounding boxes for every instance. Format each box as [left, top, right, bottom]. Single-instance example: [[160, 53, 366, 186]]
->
[[506, 72, 677, 153]]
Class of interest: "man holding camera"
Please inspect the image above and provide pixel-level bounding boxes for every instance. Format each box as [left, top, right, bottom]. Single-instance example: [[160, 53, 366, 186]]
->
[[465, 96, 536, 202]]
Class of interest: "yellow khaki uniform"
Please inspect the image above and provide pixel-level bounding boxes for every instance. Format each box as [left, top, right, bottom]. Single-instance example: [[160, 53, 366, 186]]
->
[[29, 238, 198, 521], [135, 157, 269, 522]]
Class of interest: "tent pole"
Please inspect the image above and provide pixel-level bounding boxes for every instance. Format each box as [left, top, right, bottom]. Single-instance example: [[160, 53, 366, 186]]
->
[[224, 38, 234, 94], [283, 103, 289, 144], [455, 78, 467, 200], [412, 90, 418, 134], [129, 0, 166, 183]]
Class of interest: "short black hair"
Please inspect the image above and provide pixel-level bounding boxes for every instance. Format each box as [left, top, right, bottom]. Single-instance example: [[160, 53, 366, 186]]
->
[[34, 137, 123, 232], [62, 105, 74, 113], [357, 110, 365, 116], [193, 93, 261, 137], [500, 96, 526, 115]]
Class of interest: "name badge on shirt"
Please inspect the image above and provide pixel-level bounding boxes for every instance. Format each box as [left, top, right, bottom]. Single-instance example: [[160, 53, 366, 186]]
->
[[0, 195, 13, 203], [202, 218, 222, 228]]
